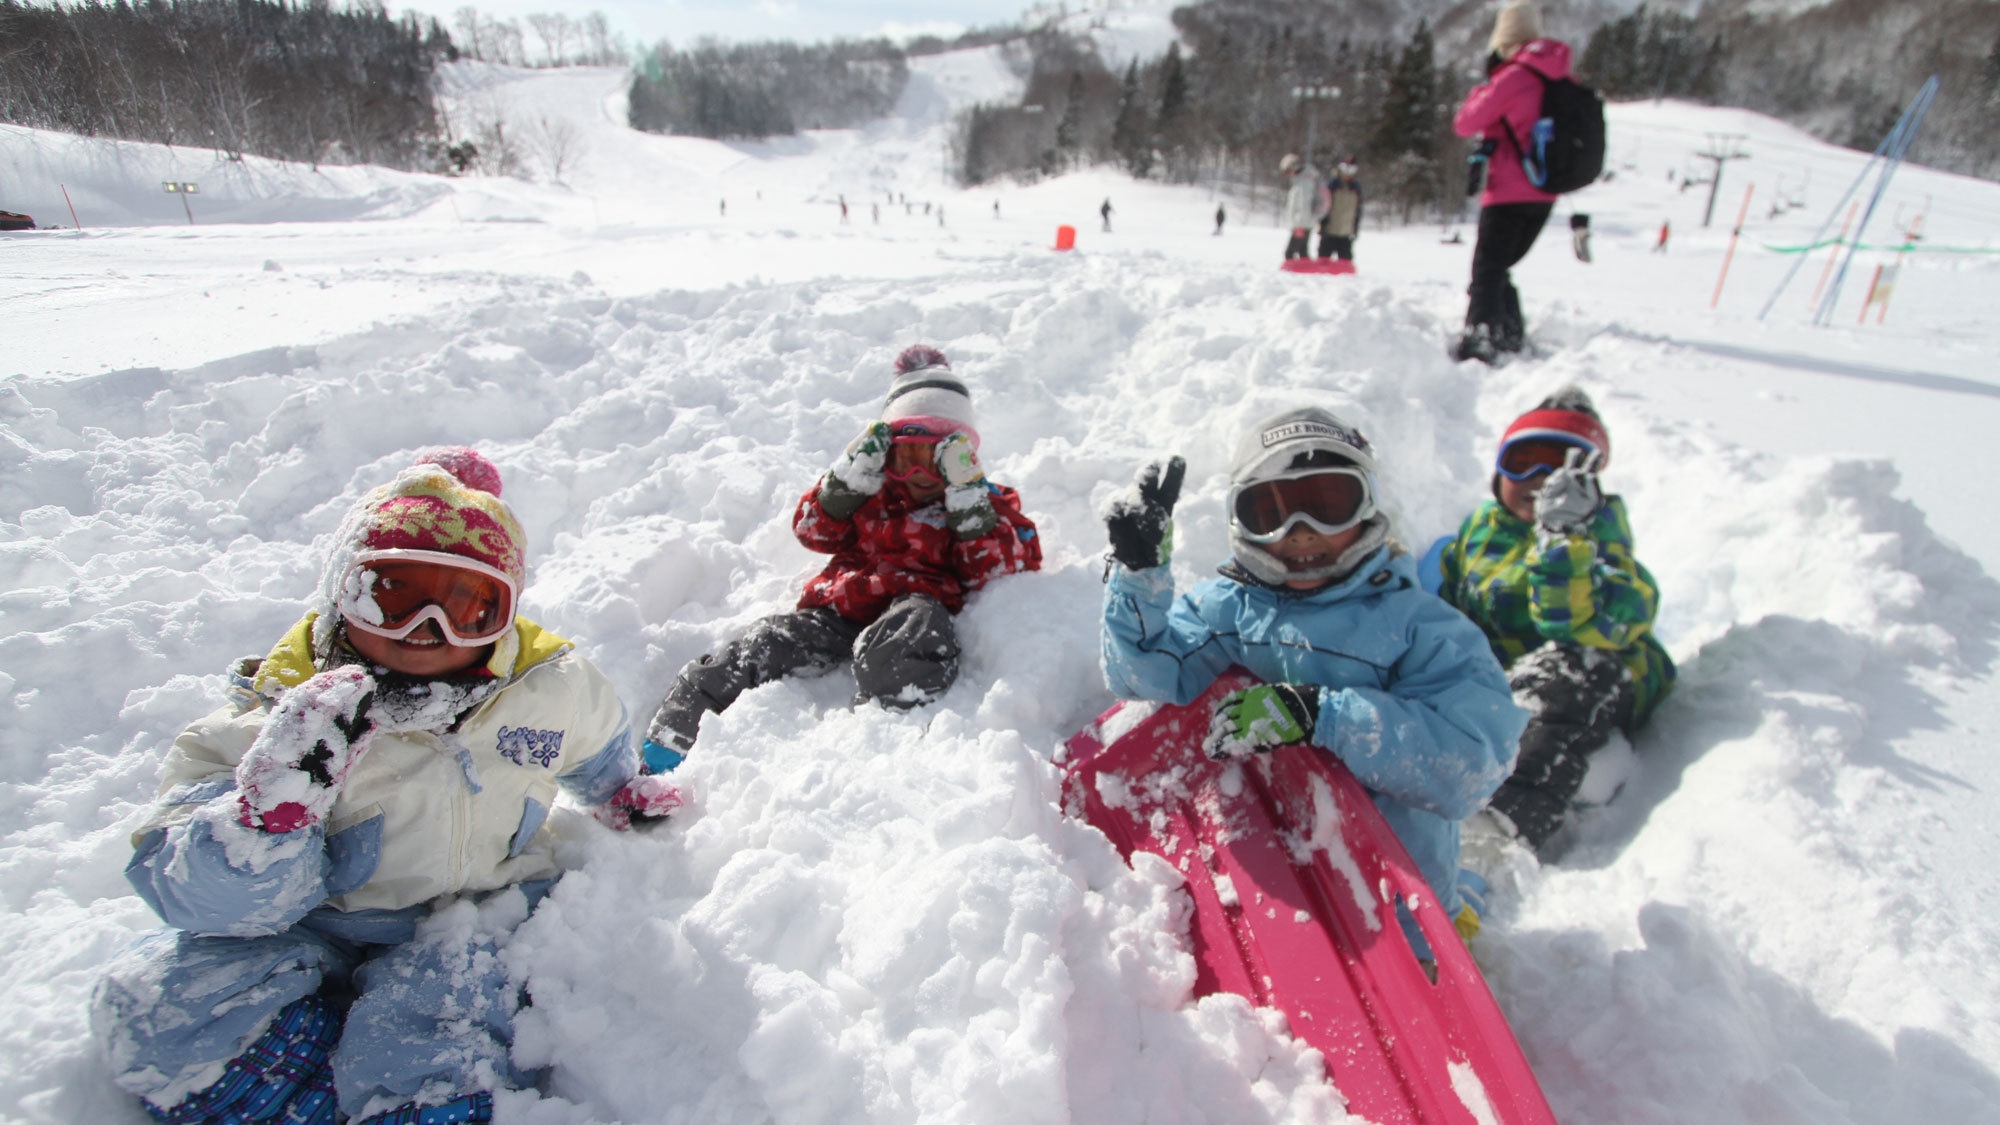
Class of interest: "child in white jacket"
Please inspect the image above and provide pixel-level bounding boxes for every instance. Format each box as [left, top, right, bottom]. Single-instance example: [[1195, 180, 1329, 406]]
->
[[90, 448, 678, 1125]]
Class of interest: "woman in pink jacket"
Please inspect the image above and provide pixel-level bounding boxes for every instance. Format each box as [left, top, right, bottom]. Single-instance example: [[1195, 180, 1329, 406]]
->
[[1451, 1, 1569, 362]]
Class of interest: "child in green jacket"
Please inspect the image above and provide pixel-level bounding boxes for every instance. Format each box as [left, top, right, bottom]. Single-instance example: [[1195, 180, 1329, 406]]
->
[[1436, 387, 1674, 854]]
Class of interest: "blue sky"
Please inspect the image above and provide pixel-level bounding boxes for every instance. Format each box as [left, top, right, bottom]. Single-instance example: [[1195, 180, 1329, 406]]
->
[[395, 0, 1036, 49]]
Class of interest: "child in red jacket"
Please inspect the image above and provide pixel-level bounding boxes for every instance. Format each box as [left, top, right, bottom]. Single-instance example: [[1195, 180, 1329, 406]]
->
[[641, 346, 1041, 766]]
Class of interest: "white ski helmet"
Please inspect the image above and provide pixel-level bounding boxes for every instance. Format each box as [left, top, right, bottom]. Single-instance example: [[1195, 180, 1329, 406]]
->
[[1227, 406, 1385, 586]]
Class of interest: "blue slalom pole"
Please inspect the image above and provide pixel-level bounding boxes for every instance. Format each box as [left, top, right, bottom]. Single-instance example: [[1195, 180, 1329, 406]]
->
[[1758, 77, 1937, 322], [1813, 76, 1938, 326]]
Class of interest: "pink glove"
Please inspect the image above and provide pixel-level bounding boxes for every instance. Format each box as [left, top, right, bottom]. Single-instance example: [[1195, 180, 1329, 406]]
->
[[236, 667, 378, 834], [594, 773, 685, 831]]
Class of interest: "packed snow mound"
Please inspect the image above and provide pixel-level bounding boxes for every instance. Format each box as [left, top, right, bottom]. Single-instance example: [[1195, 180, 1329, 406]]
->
[[6, 242, 2000, 1121]]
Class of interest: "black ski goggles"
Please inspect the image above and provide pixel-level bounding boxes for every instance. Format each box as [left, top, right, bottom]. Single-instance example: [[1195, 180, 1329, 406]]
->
[[1229, 468, 1375, 543], [1496, 436, 1600, 481]]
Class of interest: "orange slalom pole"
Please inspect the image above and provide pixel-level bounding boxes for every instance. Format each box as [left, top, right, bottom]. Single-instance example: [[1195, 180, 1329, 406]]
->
[[61, 184, 81, 230], [1859, 264, 1883, 324], [1810, 201, 1859, 309], [1710, 183, 1755, 309]]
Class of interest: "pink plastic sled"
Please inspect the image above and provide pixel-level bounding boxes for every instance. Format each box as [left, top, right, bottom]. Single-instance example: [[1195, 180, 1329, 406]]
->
[[1281, 258, 1358, 275], [1060, 669, 1557, 1125]]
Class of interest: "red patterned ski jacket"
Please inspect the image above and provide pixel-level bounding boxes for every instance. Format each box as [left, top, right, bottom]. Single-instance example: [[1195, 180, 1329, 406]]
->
[[792, 479, 1042, 623]]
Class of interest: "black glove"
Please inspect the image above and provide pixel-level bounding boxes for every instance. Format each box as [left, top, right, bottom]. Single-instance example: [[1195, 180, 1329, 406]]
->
[[1466, 140, 1495, 198], [1570, 213, 1592, 263], [1104, 456, 1185, 571]]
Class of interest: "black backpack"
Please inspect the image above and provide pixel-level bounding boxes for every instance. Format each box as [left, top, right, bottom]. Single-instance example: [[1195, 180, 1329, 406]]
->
[[1502, 71, 1605, 195]]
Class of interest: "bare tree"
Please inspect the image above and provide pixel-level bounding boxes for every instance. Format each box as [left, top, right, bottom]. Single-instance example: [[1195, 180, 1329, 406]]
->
[[526, 13, 573, 67], [523, 114, 585, 182]]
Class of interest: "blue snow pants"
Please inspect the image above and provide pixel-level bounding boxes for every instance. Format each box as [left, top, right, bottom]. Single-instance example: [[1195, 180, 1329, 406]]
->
[[91, 883, 548, 1121]]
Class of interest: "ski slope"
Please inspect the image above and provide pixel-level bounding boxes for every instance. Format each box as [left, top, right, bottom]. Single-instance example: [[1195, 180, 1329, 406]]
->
[[4, 53, 2000, 1125]]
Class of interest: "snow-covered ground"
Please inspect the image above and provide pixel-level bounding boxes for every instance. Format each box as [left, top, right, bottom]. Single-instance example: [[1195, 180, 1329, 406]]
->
[[4, 49, 2000, 1125]]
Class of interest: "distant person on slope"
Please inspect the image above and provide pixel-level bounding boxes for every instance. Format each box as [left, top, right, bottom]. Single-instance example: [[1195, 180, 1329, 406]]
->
[[1278, 152, 1329, 261], [1450, 0, 1568, 362], [1101, 197, 1114, 232], [1214, 202, 1226, 235], [1100, 407, 1525, 950], [1319, 156, 1364, 262], [90, 449, 674, 1125], [642, 346, 1041, 759], [1432, 387, 1675, 863]]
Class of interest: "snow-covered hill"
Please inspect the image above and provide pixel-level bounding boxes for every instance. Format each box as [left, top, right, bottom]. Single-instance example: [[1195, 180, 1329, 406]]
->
[[4, 59, 2000, 1125]]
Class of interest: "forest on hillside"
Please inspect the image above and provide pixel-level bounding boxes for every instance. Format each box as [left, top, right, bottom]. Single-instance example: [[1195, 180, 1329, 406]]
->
[[949, 0, 2000, 221], [0, 0, 454, 170], [3, 0, 1995, 198]]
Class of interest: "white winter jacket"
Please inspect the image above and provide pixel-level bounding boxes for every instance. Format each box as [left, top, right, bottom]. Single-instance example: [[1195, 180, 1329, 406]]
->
[[1283, 164, 1330, 231], [135, 615, 633, 918]]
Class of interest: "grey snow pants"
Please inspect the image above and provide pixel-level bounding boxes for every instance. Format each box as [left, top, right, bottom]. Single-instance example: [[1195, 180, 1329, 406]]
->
[[647, 594, 962, 750]]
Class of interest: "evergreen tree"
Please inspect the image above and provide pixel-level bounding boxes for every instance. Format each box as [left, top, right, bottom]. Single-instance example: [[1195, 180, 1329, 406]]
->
[[1368, 19, 1435, 163], [1111, 59, 1153, 176], [1154, 42, 1189, 161], [1055, 70, 1085, 161]]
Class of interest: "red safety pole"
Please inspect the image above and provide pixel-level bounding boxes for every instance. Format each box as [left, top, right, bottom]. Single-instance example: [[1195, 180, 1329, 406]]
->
[[1858, 264, 1883, 324], [1711, 183, 1755, 309], [1810, 201, 1859, 310], [60, 184, 81, 230]]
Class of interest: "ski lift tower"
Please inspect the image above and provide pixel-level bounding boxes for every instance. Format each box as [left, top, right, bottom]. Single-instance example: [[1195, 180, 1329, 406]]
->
[[1292, 83, 1341, 168]]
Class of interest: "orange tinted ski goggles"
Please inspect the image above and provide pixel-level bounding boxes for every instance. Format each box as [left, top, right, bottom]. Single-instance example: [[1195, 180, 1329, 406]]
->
[[339, 549, 517, 647]]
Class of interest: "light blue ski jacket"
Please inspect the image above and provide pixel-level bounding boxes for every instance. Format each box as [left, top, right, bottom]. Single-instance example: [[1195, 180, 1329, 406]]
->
[[1102, 547, 1526, 917]]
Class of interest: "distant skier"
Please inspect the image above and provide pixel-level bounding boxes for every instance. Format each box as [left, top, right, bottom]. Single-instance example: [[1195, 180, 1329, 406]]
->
[[1100, 407, 1525, 949], [1100, 197, 1114, 232], [840, 196, 849, 224], [720, 198, 727, 217], [90, 449, 676, 1125], [1450, 0, 1571, 362], [1318, 156, 1364, 262], [993, 199, 1001, 219], [642, 346, 1041, 756], [1214, 203, 1226, 235], [1278, 152, 1328, 261], [1653, 219, 1670, 253], [1433, 387, 1674, 864], [873, 203, 881, 224]]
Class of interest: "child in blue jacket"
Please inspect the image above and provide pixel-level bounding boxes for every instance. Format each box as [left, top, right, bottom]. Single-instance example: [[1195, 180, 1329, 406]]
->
[[1100, 406, 1526, 938]]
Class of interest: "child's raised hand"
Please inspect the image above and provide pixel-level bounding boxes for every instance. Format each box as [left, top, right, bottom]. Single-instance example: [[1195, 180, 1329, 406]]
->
[[1202, 684, 1320, 760], [1532, 447, 1604, 536], [937, 433, 996, 539], [235, 666, 379, 834], [1104, 456, 1186, 571], [827, 421, 893, 497]]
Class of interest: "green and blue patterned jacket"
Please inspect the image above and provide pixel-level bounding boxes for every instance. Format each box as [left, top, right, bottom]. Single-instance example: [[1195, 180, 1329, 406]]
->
[[1437, 496, 1674, 725]]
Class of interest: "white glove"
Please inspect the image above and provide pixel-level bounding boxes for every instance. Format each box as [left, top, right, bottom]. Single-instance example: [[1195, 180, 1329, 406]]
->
[[821, 421, 892, 518], [938, 434, 996, 539], [1533, 448, 1605, 536], [236, 667, 378, 833]]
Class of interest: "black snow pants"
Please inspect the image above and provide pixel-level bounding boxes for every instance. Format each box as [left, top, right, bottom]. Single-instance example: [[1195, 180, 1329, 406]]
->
[[1317, 233, 1353, 261], [1283, 231, 1312, 260], [1487, 642, 1634, 852], [1463, 202, 1553, 353], [646, 594, 962, 751]]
